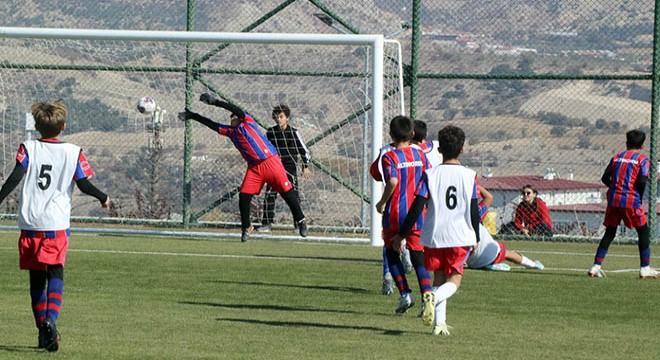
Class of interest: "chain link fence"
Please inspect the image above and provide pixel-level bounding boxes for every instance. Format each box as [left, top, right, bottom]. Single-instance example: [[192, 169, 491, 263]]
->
[[0, 0, 657, 241]]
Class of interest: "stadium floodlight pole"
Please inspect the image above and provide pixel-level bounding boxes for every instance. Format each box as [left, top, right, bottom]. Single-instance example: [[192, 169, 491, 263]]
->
[[0, 26, 386, 245]]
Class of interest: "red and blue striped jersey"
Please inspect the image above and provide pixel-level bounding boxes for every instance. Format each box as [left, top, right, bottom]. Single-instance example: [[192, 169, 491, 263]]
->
[[217, 113, 278, 167], [381, 146, 430, 232], [604, 150, 649, 209]]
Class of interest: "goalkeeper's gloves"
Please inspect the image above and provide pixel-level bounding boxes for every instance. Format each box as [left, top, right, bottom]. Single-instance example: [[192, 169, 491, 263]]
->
[[178, 109, 195, 121], [199, 93, 220, 106]]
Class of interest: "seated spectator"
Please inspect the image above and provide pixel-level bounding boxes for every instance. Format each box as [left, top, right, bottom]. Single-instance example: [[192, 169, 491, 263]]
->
[[499, 184, 553, 237]]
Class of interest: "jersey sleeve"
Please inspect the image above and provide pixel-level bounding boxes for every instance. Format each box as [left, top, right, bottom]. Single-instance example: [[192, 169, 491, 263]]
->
[[74, 150, 95, 181], [293, 128, 311, 166], [640, 156, 650, 177], [381, 153, 397, 182], [369, 157, 383, 181], [16, 144, 28, 170], [414, 172, 430, 199], [217, 124, 231, 136]]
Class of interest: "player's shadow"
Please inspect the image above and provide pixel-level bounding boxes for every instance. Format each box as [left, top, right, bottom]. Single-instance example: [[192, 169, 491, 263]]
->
[[211, 279, 370, 294], [180, 301, 361, 315], [0, 345, 41, 353], [216, 317, 405, 336]]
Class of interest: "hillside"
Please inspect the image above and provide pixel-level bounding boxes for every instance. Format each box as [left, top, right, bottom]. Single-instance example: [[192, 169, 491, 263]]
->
[[0, 1, 655, 226]]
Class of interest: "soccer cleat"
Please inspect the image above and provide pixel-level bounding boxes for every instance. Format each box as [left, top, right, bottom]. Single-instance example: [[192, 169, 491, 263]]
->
[[421, 292, 435, 326], [400, 248, 413, 274], [298, 219, 308, 237], [587, 264, 606, 278], [431, 322, 451, 336], [40, 317, 60, 352], [38, 324, 47, 349], [484, 263, 511, 271], [535, 260, 545, 270], [381, 272, 394, 296], [395, 292, 414, 314], [241, 226, 254, 242], [639, 267, 660, 279], [257, 224, 271, 233]]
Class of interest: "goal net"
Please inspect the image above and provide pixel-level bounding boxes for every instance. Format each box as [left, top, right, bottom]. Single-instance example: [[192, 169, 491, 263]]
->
[[0, 28, 404, 244]]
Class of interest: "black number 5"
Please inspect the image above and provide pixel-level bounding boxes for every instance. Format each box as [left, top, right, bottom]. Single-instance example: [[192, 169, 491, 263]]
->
[[445, 186, 457, 209], [38, 164, 52, 190]]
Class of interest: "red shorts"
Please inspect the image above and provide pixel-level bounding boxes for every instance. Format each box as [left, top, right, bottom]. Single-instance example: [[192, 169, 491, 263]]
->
[[603, 207, 646, 229], [424, 246, 472, 275], [493, 242, 507, 264], [240, 155, 293, 195], [382, 229, 423, 251], [19, 229, 70, 270]]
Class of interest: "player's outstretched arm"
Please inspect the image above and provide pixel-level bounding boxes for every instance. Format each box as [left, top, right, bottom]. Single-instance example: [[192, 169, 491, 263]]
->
[[0, 162, 25, 205], [199, 93, 244, 119], [76, 178, 110, 206], [178, 109, 221, 131]]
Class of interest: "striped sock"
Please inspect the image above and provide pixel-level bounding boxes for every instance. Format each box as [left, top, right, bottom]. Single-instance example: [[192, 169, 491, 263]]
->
[[594, 248, 608, 265], [640, 247, 651, 268], [29, 270, 48, 327], [414, 265, 433, 294], [389, 262, 409, 293], [46, 277, 64, 323], [382, 247, 390, 276], [31, 288, 47, 327]]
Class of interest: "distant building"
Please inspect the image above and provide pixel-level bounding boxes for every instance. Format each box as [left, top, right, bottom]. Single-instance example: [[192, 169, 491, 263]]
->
[[479, 173, 605, 236], [480, 172, 660, 237]]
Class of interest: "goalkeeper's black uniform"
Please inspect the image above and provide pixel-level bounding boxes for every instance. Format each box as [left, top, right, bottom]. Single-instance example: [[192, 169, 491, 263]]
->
[[262, 124, 311, 226]]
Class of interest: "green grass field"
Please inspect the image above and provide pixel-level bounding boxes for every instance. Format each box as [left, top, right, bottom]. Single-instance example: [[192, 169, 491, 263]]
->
[[1, 230, 659, 359]]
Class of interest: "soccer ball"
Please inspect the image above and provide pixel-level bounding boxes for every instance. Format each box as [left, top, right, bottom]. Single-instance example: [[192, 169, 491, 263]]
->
[[137, 96, 157, 114]]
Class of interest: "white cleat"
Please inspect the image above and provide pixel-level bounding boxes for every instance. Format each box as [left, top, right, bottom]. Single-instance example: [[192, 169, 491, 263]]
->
[[588, 264, 606, 278], [395, 292, 414, 314], [431, 322, 451, 336], [640, 267, 660, 279]]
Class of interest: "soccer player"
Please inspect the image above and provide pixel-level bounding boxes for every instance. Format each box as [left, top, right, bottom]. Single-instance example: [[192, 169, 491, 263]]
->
[[370, 120, 439, 296], [588, 129, 659, 279], [468, 186, 544, 272], [179, 93, 307, 242], [0, 99, 110, 352], [412, 120, 442, 168], [391, 125, 480, 336], [370, 140, 397, 295], [375, 115, 433, 314], [258, 104, 311, 233]]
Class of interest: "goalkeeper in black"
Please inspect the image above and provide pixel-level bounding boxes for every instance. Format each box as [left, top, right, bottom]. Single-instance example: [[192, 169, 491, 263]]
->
[[258, 104, 312, 232]]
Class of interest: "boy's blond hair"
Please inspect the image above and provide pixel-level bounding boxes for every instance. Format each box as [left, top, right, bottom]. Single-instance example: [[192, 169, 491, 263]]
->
[[32, 99, 67, 138]]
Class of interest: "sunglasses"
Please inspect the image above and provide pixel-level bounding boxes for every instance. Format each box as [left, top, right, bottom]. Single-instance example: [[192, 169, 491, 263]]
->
[[522, 191, 533, 196]]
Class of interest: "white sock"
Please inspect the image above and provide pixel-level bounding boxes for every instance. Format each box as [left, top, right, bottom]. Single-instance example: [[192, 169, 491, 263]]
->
[[519, 255, 537, 268], [435, 299, 447, 324], [433, 282, 458, 303]]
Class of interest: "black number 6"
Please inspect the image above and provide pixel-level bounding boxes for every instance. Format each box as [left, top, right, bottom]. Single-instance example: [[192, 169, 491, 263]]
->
[[445, 186, 457, 209]]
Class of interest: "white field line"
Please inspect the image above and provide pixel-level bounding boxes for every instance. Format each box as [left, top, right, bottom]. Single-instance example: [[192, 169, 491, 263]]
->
[[0, 245, 643, 273]]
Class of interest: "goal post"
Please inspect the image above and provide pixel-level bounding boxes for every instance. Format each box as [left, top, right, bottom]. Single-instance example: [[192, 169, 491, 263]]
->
[[0, 27, 402, 245]]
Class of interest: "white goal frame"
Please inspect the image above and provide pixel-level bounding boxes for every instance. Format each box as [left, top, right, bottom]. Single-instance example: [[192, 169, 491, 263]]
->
[[0, 27, 388, 246]]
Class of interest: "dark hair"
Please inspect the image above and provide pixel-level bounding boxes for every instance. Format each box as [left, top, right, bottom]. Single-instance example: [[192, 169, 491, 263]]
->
[[272, 104, 291, 118], [626, 129, 646, 149], [32, 99, 67, 138], [521, 184, 537, 195], [437, 125, 465, 159], [412, 120, 428, 143], [389, 115, 413, 142]]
